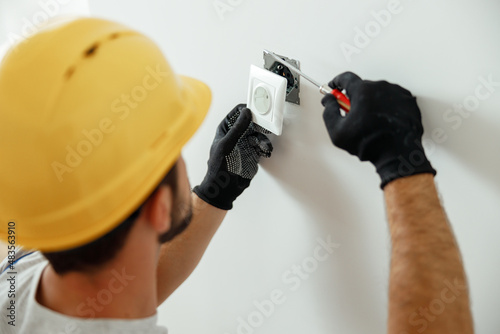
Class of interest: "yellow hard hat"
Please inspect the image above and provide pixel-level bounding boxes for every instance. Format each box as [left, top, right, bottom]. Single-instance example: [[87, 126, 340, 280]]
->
[[0, 18, 211, 252]]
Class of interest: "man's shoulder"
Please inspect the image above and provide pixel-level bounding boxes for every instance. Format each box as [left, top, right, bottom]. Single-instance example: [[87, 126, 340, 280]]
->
[[0, 247, 46, 275], [0, 249, 47, 309], [0, 248, 47, 333]]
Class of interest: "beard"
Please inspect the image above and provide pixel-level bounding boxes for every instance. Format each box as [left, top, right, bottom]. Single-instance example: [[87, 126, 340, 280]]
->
[[158, 196, 193, 244]]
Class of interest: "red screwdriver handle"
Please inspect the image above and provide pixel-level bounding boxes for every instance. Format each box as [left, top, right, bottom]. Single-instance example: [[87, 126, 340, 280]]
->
[[331, 89, 351, 112]]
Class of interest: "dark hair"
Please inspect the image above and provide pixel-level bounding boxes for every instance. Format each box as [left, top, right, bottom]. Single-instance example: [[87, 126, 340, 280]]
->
[[43, 163, 179, 275]]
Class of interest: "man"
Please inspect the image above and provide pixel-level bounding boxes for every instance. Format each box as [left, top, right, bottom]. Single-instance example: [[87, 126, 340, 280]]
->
[[0, 18, 473, 334]]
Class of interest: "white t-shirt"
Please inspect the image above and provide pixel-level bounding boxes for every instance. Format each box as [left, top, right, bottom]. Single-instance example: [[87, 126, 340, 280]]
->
[[0, 248, 168, 334]]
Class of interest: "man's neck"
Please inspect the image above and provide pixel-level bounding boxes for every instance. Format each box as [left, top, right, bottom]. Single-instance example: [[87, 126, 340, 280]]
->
[[37, 240, 159, 319]]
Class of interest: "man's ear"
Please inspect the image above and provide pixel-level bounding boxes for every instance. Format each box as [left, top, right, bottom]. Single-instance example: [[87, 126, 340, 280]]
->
[[140, 186, 173, 234]]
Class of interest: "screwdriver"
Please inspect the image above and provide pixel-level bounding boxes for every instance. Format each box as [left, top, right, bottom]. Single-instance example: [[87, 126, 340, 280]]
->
[[263, 50, 351, 112]]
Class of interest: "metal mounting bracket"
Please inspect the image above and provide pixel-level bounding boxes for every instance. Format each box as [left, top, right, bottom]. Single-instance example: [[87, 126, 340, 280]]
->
[[263, 52, 300, 105]]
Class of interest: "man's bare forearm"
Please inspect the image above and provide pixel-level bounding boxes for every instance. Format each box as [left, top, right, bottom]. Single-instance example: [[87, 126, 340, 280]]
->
[[156, 193, 227, 304], [384, 174, 473, 334]]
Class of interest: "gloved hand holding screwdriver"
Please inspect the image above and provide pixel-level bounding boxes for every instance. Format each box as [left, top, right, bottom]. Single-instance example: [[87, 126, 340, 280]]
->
[[321, 71, 436, 188], [320, 72, 473, 334]]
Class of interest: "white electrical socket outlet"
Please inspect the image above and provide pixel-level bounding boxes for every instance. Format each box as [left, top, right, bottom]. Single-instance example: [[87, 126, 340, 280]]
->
[[247, 65, 287, 135]]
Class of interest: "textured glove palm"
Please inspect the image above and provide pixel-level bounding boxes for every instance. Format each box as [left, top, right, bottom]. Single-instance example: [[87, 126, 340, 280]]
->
[[193, 105, 273, 210], [322, 72, 436, 188]]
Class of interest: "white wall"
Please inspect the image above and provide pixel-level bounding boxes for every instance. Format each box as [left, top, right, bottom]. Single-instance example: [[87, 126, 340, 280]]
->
[[4, 0, 499, 333], [0, 0, 89, 58]]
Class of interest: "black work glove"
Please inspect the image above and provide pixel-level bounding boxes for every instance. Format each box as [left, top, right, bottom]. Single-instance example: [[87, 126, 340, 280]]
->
[[193, 104, 273, 210], [322, 72, 436, 189]]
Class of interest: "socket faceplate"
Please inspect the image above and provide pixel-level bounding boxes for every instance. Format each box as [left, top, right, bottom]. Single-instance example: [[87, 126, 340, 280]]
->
[[247, 65, 287, 135]]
